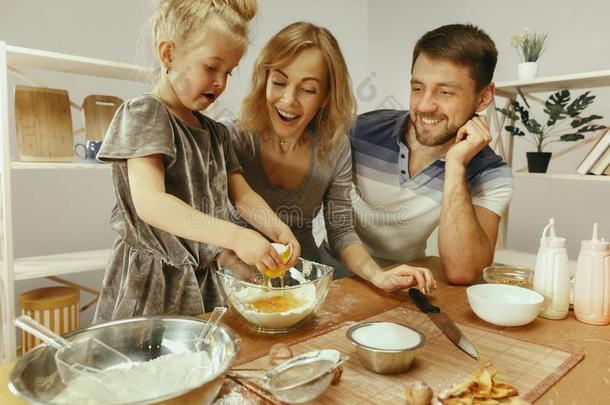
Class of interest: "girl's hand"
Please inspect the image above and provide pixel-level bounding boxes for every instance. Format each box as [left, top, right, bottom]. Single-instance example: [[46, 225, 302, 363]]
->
[[232, 228, 283, 272], [275, 226, 301, 268], [372, 265, 437, 294]]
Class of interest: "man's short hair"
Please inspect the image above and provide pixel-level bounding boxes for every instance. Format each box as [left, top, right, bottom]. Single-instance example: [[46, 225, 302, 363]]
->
[[412, 24, 498, 91]]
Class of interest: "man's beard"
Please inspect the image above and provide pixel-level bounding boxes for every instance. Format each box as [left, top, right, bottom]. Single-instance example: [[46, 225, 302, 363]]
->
[[412, 113, 456, 147]]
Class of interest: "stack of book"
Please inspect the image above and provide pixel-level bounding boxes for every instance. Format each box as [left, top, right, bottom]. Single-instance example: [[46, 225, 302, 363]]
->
[[576, 127, 610, 175]]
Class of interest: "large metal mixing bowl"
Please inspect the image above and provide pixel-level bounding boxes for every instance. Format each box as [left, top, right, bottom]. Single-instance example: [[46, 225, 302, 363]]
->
[[9, 316, 240, 404]]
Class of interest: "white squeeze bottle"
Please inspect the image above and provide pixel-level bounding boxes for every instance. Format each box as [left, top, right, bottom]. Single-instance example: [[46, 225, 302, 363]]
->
[[533, 218, 570, 320], [574, 223, 610, 325]]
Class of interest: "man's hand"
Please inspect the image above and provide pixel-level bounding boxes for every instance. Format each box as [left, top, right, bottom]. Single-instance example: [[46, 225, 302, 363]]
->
[[445, 115, 492, 167], [371, 265, 437, 294]]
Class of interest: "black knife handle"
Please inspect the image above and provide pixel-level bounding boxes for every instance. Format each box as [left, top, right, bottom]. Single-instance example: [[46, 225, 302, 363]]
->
[[409, 288, 440, 313]]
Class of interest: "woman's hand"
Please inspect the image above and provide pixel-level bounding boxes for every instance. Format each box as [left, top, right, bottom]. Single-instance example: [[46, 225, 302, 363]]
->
[[275, 226, 301, 268], [372, 265, 437, 294], [232, 228, 283, 272]]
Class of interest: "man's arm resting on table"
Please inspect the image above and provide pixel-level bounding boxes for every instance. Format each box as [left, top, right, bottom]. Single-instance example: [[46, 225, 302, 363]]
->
[[438, 162, 500, 284]]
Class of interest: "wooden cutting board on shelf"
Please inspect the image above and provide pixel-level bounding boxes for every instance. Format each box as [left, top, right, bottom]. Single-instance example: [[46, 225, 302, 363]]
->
[[14, 85, 73, 162], [235, 306, 584, 404], [82, 94, 123, 141]]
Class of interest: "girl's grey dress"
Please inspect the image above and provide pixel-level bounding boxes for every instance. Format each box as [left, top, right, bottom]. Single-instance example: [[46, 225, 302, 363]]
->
[[93, 95, 240, 323], [222, 118, 360, 274]]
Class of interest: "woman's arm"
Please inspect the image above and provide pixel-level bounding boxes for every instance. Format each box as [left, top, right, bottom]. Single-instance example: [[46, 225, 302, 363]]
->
[[323, 138, 436, 293], [128, 155, 283, 271], [339, 243, 435, 293]]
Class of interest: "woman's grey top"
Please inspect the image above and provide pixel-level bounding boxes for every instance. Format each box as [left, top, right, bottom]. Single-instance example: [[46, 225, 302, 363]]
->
[[221, 118, 361, 262], [93, 94, 241, 323]]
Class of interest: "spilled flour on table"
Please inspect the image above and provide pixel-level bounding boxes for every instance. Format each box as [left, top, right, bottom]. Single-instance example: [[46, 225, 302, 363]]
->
[[213, 383, 261, 405]]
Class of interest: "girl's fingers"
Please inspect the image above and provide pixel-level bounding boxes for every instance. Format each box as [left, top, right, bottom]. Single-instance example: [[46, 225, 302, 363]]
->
[[261, 255, 278, 271], [255, 261, 266, 273], [268, 247, 283, 268], [291, 243, 301, 265]]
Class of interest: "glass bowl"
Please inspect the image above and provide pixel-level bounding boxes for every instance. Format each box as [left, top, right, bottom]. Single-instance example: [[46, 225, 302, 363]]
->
[[216, 258, 333, 333], [483, 265, 533, 289]]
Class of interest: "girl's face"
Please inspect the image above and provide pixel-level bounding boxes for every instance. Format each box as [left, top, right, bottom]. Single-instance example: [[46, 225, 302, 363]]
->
[[170, 34, 244, 112], [266, 48, 329, 139]]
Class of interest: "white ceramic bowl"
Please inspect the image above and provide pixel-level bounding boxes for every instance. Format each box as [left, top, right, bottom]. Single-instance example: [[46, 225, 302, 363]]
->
[[467, 284, 544, 327]]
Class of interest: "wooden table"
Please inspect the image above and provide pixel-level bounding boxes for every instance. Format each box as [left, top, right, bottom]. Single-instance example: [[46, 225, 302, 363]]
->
[[1, 257, 609, 404]]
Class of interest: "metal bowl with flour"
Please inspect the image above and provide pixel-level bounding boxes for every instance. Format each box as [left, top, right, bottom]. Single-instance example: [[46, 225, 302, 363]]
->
[[9, 316, 240, 405]]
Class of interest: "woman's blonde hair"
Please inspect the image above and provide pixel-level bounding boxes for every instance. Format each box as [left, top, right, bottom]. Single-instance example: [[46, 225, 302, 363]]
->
[[152, 0, 256, 54], [240, 22, 356, 159]]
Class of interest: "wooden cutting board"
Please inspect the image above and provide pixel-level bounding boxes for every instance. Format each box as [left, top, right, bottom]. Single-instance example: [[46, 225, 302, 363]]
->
[[236, 307, 584, 404], [15, 85, 73, 162], [82, 94, 123, 141]]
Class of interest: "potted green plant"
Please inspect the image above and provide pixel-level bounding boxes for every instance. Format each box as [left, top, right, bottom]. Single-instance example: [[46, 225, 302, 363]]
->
[[511, 28, 548, 80], [497, 90, 606, 173]]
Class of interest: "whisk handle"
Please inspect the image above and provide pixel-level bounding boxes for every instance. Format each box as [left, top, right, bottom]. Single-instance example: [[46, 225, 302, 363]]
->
[[14, 315, 70, 350]]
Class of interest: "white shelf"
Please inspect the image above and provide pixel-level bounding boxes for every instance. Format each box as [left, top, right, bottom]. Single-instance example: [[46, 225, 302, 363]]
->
[[495, 69, 610, 97], [10, 249, 112, 281], [6, 44, 152, 82], [1, 41, 139, 362], [513, 172, 610, 182], [10, 161, 112, 170]]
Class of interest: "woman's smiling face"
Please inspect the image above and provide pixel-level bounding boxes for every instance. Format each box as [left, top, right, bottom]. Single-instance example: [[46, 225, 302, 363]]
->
[[265, 48, 329, 139]]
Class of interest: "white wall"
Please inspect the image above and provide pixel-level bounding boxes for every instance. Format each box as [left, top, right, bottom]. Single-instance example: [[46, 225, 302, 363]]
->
[[1, 0, 609, 335]]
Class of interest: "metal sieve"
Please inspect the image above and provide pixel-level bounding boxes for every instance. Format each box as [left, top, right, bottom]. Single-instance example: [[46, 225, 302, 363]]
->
[[230, 349, 347, 403]]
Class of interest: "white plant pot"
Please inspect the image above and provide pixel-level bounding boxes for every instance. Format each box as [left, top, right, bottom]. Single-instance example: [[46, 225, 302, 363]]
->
[[518, 62, 538, 80]]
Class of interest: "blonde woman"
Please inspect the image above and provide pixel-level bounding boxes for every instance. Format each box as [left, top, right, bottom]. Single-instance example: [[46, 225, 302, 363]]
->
[[223, 22, 435, 293]]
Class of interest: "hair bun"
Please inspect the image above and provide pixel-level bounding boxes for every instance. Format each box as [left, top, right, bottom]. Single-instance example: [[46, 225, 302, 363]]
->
[[218, 0, 257, 22]]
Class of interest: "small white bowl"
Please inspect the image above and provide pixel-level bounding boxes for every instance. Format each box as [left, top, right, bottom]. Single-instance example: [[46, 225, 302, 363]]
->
[[467, 284, 544, 327]]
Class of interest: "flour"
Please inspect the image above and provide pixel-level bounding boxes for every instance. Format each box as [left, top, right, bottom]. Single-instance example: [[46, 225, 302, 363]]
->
[[52, 351, 213, 404], [352, 322, 422, 350], [231, 284, 317, 329], [213, 384, 261, 405]]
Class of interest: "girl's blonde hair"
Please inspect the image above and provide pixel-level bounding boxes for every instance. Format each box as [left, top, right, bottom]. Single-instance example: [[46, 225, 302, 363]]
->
[[240, 22, 356, 159], [152, 0, 256, 53]]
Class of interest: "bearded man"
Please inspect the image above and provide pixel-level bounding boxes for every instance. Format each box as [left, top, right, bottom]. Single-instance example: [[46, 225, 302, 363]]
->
[[346, 24, 513, 284]]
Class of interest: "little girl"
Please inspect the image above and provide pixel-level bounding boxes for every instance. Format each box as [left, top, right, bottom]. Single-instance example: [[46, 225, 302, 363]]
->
[[93, 0, 299, 323]]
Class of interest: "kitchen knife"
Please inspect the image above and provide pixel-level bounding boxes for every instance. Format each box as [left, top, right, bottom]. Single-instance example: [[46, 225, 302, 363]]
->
[[408, 288, 479, 360]]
